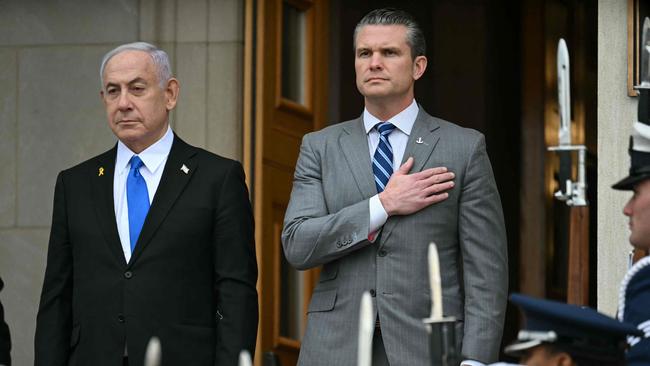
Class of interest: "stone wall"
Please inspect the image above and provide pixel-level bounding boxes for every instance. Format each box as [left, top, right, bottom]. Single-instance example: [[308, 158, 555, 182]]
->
[[597, 0, 636, 315]]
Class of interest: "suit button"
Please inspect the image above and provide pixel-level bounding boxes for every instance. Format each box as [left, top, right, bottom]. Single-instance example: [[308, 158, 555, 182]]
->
[[370, 289, 376, 297], [124, 271, 133, 279], [378, 249, 387, 257], [117, 314, 125, 323]]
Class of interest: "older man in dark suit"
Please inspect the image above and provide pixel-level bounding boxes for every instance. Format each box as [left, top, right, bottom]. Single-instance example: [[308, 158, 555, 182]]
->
[[35, 42, 258, 366]]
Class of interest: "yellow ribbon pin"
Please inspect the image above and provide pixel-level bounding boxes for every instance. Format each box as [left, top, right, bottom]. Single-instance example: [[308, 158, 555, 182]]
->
[[98, 167, 105, 176]]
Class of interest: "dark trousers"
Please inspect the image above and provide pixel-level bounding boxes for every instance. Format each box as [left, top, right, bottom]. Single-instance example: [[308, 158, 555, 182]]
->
[[372, 327, 390, 366]]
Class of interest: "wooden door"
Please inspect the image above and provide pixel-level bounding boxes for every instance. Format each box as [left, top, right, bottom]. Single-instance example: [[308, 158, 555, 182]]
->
[[244, 0, 329, 365]]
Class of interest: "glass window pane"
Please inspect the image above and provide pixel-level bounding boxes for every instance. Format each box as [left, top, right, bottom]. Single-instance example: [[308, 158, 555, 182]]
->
[[282, 3, 306, 105]]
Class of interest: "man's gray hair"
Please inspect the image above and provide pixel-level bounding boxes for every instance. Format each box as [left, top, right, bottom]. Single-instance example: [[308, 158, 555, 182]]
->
[[99, 42, 172, 89], [353, 8, 426, 59]]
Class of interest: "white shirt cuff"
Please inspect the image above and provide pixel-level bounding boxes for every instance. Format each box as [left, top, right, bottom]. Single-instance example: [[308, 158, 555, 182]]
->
[[461, 360, 486, 366], [368, 194, 388, 241]]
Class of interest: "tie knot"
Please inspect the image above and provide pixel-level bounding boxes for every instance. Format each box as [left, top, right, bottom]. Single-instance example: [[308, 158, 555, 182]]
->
[[130, 156, 145, 171], [376, 122, 396, 136]]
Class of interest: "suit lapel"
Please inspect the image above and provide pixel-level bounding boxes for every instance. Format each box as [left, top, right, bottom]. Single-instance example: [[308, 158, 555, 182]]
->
[[381, 109, 441, 245], [400, 109, 441, 171], [340, 117, 377, 199], [128, 135, 197, 266], [91, 146, 127, 267]]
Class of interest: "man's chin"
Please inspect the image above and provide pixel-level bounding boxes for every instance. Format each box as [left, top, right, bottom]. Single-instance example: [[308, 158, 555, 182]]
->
[[629, 233, 650, 250], [113, 129, 144, 143], [360, 89, 391, 99], [631, 241, 650, 251]]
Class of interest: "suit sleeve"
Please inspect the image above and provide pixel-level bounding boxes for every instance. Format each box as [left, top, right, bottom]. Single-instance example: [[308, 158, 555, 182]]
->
[[458, 135, 508, 363], [0, 277, 11, 366], [282, 134, 372, 270], [213, 162, 258, 365], [34, 172, 73, 366]]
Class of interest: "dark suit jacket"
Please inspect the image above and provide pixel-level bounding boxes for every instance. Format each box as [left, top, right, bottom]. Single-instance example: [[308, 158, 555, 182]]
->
[[0, 277, 10, 365], [35, 135, 258, 366]]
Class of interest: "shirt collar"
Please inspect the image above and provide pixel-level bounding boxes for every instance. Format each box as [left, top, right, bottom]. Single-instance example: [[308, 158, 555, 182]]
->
[[363, 99, 419, 135], [115, 125, 174, 175]]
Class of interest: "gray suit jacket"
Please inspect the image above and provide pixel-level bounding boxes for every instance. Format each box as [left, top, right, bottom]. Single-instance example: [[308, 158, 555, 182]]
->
[[282, 108, 508, 365]]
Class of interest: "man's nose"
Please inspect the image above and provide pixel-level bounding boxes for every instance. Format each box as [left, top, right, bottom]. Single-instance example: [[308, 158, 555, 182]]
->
[[623, 198, 633, 216], [369, 53, 383, 70], [117, 90, 132, 110]]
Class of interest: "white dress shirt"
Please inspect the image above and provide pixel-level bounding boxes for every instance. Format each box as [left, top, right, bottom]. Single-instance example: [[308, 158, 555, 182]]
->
[[365, 99, 418, 238], [113, 126, 174, 263]]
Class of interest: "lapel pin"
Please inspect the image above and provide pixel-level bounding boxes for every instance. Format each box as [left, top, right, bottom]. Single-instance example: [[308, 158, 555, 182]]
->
[[416, 137, 424, 144], [180, 164, 189, 174], [98, 167, 105, 176]]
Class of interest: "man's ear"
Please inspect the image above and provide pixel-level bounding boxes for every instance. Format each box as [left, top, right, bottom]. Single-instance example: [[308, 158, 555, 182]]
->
[[555, 352, 575, 366], [413, 55, 427, 81], [165, 78, 180, 111]]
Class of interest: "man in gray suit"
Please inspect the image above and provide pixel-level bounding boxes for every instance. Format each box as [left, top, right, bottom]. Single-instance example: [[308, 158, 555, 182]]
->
[[282, 8, 508, 366]]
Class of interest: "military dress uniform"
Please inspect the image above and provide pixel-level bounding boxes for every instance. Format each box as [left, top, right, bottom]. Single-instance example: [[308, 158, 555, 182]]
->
[[612, 107, 650, 366], [503, 293, 641, 364]]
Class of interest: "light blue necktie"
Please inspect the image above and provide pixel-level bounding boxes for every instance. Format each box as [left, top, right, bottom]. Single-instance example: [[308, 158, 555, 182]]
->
[[372, 122, 396, 193], [127, 156, 150, 252]]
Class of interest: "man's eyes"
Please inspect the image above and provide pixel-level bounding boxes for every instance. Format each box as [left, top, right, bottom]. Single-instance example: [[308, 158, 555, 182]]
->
[[105, 86, 146, 96], [357, 49, 398, 57]]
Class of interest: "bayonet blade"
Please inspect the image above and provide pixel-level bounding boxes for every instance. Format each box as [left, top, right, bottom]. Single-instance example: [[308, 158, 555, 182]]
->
[[557, 39, 571, 146], [556, 39, 572, 198]]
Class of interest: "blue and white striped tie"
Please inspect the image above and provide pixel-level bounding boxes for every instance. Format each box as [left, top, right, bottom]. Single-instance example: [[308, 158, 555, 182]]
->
[[372, 122, 396, 193]]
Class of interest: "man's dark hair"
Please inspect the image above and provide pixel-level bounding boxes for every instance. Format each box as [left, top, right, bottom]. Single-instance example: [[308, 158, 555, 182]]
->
[[353, 8, 426, 59]]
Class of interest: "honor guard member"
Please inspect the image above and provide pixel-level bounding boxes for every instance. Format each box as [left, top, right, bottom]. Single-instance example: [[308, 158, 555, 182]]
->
[[612, 117, 650, 366], [503, 293, 641, 366]]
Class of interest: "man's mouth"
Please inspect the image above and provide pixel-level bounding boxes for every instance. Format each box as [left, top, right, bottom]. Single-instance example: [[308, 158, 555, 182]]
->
[[366, 77, 387, 82]]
